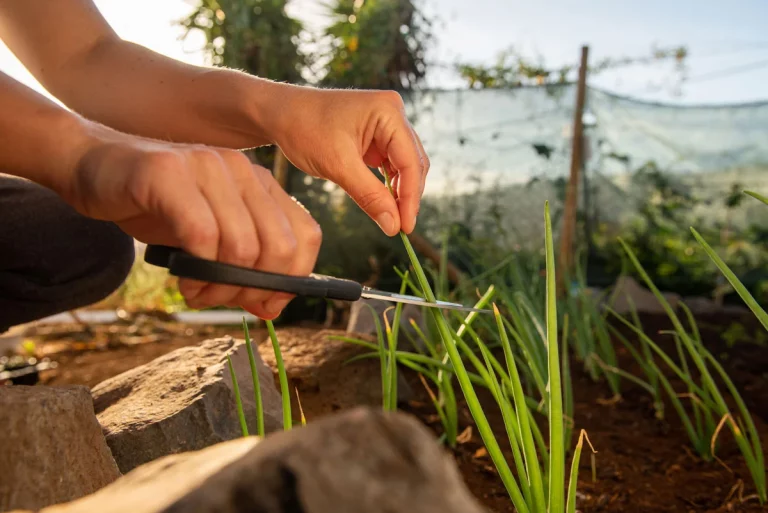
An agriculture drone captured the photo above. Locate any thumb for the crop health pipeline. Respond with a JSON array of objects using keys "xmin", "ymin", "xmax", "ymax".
[{"xmin": 331, "ymin": 160, "xmax": 401, "ymax": 237}]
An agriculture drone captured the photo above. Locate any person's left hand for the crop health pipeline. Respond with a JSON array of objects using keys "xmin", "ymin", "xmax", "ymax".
[{"xmin": 264, "ymin": 87, "xmax": 430, "ymax": 236}]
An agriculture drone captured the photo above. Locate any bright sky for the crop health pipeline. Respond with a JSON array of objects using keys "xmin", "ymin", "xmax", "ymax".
[{"xmin": 2, "ymin": 0, "xmax": 767, "ymax": 105}]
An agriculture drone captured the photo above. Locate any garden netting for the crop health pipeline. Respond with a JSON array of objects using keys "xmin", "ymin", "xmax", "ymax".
[{"xmin": 400, "ymin": 85, "xmax": 768, "ymax": 248}]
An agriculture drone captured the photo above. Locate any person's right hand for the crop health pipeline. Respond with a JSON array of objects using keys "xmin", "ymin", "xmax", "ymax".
[{"xmin": 63, "ymin": 129, "xmax": 322, "ymax": 319}]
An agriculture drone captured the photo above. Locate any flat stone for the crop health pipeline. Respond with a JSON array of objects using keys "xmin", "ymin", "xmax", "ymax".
[
  {"xmin": 681, "ymin": 296, "xmax": 720, "ymax": 315},
  {"xmin": 36, "ymin": 407, "xmax": 486, "ymax": 513},
  {"xmin": 0, "ymin": 385, "xmax": 120, "ymax": 511},
  {"xmin": 91, "ymin": 336, "xmax": 283, "ymax": 473},
  {"xmin": 346, "ymin": 298, "xmax": 428, "ymax": 351},
  {"xmin": 257, "ymin": 328, "xmax": 413, "ymax": 415},
  {"xmin": 607, "ymin": 276, "xmax": 681, "ymax": 314}
]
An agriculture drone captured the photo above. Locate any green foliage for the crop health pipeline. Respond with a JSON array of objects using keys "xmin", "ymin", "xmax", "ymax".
[
  {"xmin": 321, "ymin": 0, "xmax": 433, "ymax": 90},
  {"xmin": 376, "ymin": 198, "xmax": 589, "ymax": 512},
  {"xmin": 615, "ymin": 238, "xmax": 766, "ymax": 503},
  {"xmin": 592, "ymin": 163, "xmax": 768, "ymax": 301},
  {"xmin": 180, "ymin": 0, "xmax": 305, "ymax": 82},
  {"xmin": 457, "ymin": 45, "xmax": 687, "ymax": 90}
]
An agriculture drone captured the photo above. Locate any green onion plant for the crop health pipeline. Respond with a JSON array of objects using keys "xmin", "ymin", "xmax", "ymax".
[
  {"xmin": 242, "ymin": 318, "xmax": 265, "ymax": 435},
  {"xmin": 386, "ymin": 195, "xmax": 593, "ymax": 512},
  {"xmin": 266, "ymin": 319, "xmax": 292, "ymax": 430},
  {"xmin": 615, "ymin": 238, "xmax": 765, "ymax": 503},
  {"xmin": 228, "ymin": 318, "xmax": 293, "ymax": 438}
]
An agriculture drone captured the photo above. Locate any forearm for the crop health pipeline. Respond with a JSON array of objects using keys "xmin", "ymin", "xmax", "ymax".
[
  {"xmin": 43, "ymin": 38, "xmax": 290, "ymax": 150},
  {"xmin": 0, "ymin": 0, "xmax": 298, "ymax": 151},
  {"xmin": 0, "ymin": 71, "xmax": 95, "ymax": 195}
]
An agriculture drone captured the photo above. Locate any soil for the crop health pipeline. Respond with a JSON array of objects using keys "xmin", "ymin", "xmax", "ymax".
[{"xmin": 17, "ymin": 310, "xmax": 768, "ymax": 513}]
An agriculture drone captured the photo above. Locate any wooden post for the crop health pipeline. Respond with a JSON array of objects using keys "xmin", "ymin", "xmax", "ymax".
[
  {"xmin": 273, "ymin": 148, "xmax": 290, "ymax": 192},
  {"xmin": 408, "ymin": 232, "xmax": 464, "ymax": 285},
  {"xmin": 557, "ymin": 45, "xmax": 589, "ymax": 298}
]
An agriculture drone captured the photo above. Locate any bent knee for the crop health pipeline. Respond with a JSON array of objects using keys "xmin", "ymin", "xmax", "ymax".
[{"xmin": 80, "ymin": 223, "xmax": 136, "ymax": 303}]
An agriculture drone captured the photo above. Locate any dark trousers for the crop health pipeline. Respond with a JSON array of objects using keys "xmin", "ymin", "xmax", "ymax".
[{"xmin": 0, "ymin": 174, "xmax": 135, "ymax": 333}]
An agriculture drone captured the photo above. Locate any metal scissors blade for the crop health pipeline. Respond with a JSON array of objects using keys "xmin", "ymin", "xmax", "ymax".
[{"xmin": 361, "ymin": 288, "xmax": 492, "ymax": 314}]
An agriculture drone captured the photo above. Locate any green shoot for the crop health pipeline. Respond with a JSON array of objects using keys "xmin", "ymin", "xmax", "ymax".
[
  {"xmin": 383, "ymin": 169, "xmax": 529, "ymax": 512},
  {"xmin": 226, "ymin": 353, "xmax": 249, "ymax": 437},
  {"xmin": 242, "ymin": 318, "xmax": 265, "ymax": 436},
  {"xmin": 266, "ymin": 319, "xmax": 292, "ymax": 431},
  {"xmin": 544, "ymin": 201, "xmax": 565, "ymax": 513},
  {"xmin": 566, "ymin": 430, "xmax": 596, "ymax": 513},
  {"xmin": 386, "ymin": 273, "xmax": 410, "ymax": 411},
  {"xmin": 744, "ymin": 189, "xmax": 768, "ymax": 206},
  {"xmin": 619, "ymin": 238, "xmax": 765, "ymax": 502},
  {"xmin": 494, "ymin": 303, "xmax": 546, "ymax": 511},
  {"xmin": 561, "ymin": 314, "xmax": 574, "ymax": 447},
  {"xmin": 691, "ymin": 227, "xmax": 768, "ymax": 332}
]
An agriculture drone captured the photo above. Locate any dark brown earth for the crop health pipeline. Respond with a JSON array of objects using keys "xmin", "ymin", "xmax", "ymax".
[{"xmin": 25, "ymin": 310, "xmax": 768, "ymax": 512}]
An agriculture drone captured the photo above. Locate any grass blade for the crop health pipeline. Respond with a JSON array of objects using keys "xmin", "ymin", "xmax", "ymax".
[
  {"xmin": 495, "ymin": 304, "xmax": 546, "ymax": 512},
  {"xmin": 478, "ymin": 339, "xmax": 534, "ymax": 507},
  {"xmin": 619, "ymin": 238, "xmax": 765, "ymax": 501},
  {"xmin": 691, "ymin": 228, "xmax": 768, "ymax": 332},
  {"xmin": 242, "ymin": 318, "xmax": 264, "ymax": 436},
  {"xmin": 388, "ymin": 273, "xmax": 410, "ymax": 411},
  {"xmin": 744, "ymin": 189, "xmax": 768, "ymax": 206},
  {"xmin": 566, "ymin": 430, "xmax": 596, "ymax": 513},
  {"xmin": 226, "ymin": 354, "xmax": 249, "ymax": 437},
  {"xmin": 562, "ymin": 313, "xmax": 574, "ymax": 448},
  {"xmin": 386, "ymin": 170, "xmax": 530, "ymax": 513},
  {"xmin": 545, "ymin": 201, "xmax": 565, "ymax": 512},
  {"xmin": 266, "ymin": 320, "xmax": 292, "ymax": 431}
]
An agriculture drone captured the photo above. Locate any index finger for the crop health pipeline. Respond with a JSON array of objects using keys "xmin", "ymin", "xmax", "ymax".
[{"xmin": 375, "ymin": 119, "xmax": 425, "ymax": 234}]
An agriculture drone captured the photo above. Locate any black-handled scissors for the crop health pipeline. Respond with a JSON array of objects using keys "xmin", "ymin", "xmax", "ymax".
[{"xmin": 144, "ymin": 245, "xmax": 490, "ymax": 314}]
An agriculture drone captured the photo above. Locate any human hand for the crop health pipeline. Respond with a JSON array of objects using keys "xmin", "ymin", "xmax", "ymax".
[
  {"xmin": 264, "ymin": 87, "xmax": 430, "ymax": 236},
  {"xmin": 64, "ymin": 128, "xmax": 321, "ymax": 319}
]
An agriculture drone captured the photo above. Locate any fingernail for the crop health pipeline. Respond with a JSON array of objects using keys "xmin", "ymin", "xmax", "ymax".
[{"xmin": 376, "ymin": 212, "xmax": 395, "ymax": 235}]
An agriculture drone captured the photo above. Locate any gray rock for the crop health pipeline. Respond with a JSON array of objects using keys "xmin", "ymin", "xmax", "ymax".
[
  {"xmin": 721, "ymin": 304, "xmax": 750, "ymax": 315},
  {"xmin": 681, "ymin": 296, "xmax": 720, "ymax": 315},
  {"xmin": 346, "ymin": 298, "xmax": 428, "ymax": 351},
  {"xmin": 606, "ymin": 276, "xmax": 681, "ymax": 314},
  {"xmin": 36, "ymin": 407, "xmax": 487, "ymax": 513},
  {"xmin": 0, "ymin": 385, "xmax": 120, "ymax": 511},
  {"xmin": 91, "ymin": 336, "xmax": 283, "ymax": 474}
]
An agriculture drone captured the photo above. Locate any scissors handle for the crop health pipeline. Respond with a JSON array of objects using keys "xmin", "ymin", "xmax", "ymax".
[{"xmin": 144, "ymin": 245, "xmax": 363, "ymax": 302}]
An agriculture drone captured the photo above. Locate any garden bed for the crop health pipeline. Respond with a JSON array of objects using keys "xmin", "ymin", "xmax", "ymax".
[{"xmin": 32, "ymin": 309, "xmax": 768, "ymax": 513}]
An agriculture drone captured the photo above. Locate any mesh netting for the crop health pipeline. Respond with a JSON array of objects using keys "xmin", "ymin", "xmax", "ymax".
[{"xmin": 404, "ymin": 86, "xmax": 768, "ymax": 247}]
